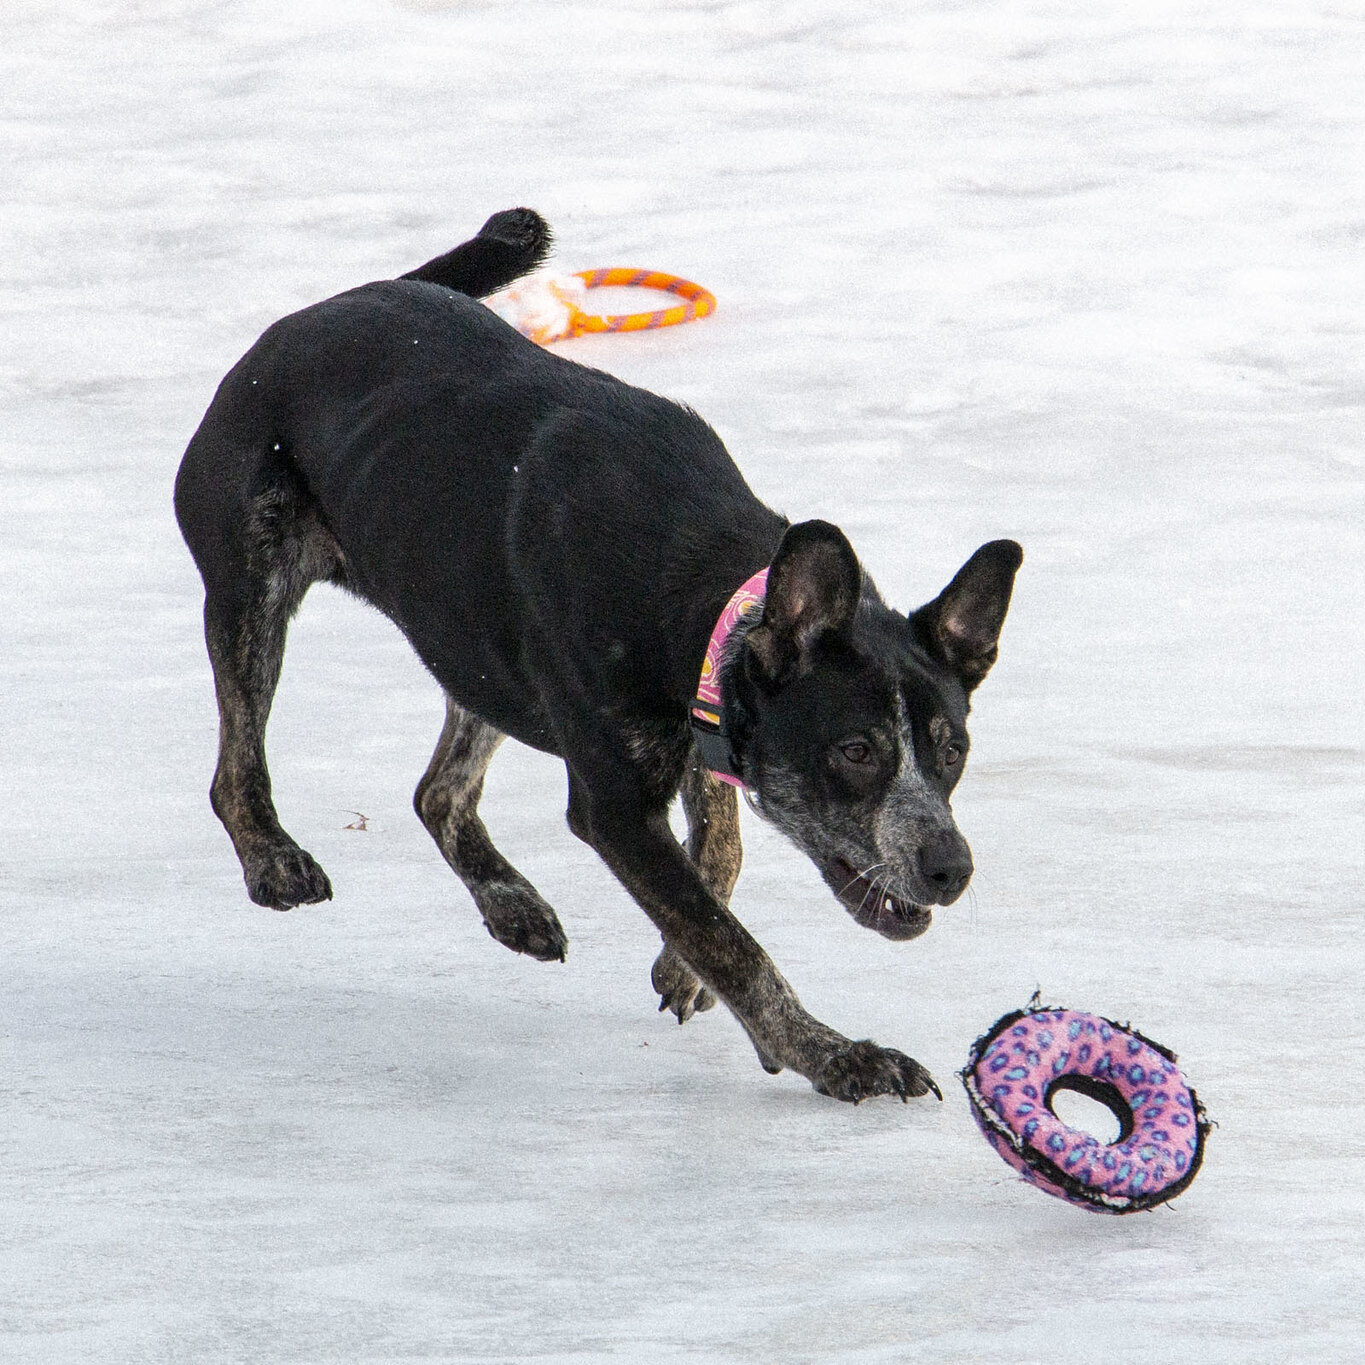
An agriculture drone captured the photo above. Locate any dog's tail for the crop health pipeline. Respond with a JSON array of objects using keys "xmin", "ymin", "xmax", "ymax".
[{"xmin": 400, "ymin": 207, "xmax": 553, "ymax": 298}]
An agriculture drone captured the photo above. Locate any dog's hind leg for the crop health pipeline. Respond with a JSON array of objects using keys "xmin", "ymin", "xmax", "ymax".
[
  {"xmin": 652, "ymin": 757, "xmax": 743, "ymax": 1023},
  {"xmin": 179, "ymin": 440, "xmax": 340, "ymax": 911},
  {"xmin": 415, "ymin": 698, "xmax": 568, "ymax": 963}
]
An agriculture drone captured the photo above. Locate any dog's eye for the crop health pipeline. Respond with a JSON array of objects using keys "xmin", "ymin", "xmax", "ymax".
[
  {"xmin": 943, "ymin": 742, "xmax": 964, "ymax": 767},
  {"xmin": 839, "ymin": 740, "xmax": 873, "ymax": 765}
]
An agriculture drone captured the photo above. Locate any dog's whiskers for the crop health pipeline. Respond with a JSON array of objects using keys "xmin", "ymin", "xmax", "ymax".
[
  {"xmin": 964, "ymin": 878, "xmax": 982, "ymax": 930},
  {"xmin": 859, "ymin": 868, "xmax": 894, "ymax": 918},
  {"xmin": 838, "ymin": 860, "xmax": 886, "ymax": 907},
  {"xmin": 869, "ymin": 874, "xmax": 892, "ymax": 917}
]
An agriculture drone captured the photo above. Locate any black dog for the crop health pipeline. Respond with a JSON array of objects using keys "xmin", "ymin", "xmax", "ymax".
[{"xmin": 174, "ymin": 208, "xmax": 1021, "ymax": 1104}]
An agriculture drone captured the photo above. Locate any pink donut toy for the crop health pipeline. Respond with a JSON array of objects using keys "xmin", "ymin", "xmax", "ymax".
[{"xmin": 962, "ymin": 1002, "xmax": 1210, "ymax": 1214}]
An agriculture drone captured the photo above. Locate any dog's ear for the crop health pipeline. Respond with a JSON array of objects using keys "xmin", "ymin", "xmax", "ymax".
[
  {"xmin": 911, "ymin": 539, "xmax": 1022, "ymax": 691},
  {"xmin": 745, "ymin": 520, "xmax": 862, "ymax": 684}
]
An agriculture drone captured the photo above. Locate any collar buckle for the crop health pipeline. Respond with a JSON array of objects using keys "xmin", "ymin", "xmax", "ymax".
[{"xmin": 689, "ymin": 701, "xmax": 744, "ymax": 788}]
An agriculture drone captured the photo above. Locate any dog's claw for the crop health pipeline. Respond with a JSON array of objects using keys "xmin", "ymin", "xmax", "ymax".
[
  {"xmin": 813, "ymin": 1040, "xmax": 939, "ymax": 1106},
  {"xmin": 651, "ymin": 945, "xmax": 716, "ymax": 1025}
]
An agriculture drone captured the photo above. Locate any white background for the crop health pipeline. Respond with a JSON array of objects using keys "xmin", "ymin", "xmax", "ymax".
[{"xmin": 3, "ymin": 1, "xmax": 1362, "ymax": 1360}]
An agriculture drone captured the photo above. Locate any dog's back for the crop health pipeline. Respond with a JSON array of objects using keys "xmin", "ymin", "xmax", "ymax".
[{"xmin": 175, "ymin": 209, "xmax": 781, "ymax": 750}]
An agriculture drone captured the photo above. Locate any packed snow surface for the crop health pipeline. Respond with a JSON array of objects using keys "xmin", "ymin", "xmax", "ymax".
[{"xmin": 3, "ymin": 1, "xmax": 1362, "ymax": 1360}]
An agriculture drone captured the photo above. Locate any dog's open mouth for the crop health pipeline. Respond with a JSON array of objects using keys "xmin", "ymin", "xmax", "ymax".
[{"xmin": 825, "ymin": 858, "xmax": 933, "ymax": 941}]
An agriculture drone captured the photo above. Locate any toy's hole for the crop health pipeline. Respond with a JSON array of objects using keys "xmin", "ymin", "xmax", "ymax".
[{"xmin": 1045, "ymin": 1075, "xmax": 1134, "ymax": 1145}]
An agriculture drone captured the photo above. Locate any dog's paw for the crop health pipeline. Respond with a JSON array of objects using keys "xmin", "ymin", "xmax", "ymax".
[
  {"xmin": 475, "ymin": 881, "xmax": 568, "ymax": 963},
  {"xmin": 650, "ymin": 945, "xmax": 716, "ymax": 1024},
  {"xmin": 244, "ymin": 844, "xmax": 333, "ymax": 911},
  {"xmin": 813, "ymin": 1040, "xmax": 941, "ymax": 1105}
]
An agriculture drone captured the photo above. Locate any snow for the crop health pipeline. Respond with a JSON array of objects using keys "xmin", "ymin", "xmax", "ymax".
[{"xmin": 2, "ymin": 0, "xmax": 1362, "ymax": 1359}]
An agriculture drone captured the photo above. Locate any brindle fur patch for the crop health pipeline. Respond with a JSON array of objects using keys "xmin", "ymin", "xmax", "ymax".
[
  {"xmin": 204, "ymin": 466, "xmax": 340, "ymax": 910},
  {"xmin": 415, "ymin": 697, "xmax": 568, "ymax": 962},
  {"xmin": 651, "ymin": 755, "xmax": 743, "ymax": 1022}
]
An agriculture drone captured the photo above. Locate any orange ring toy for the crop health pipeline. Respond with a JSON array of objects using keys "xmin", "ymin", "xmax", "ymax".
[{"xmin": 566, "ymin": 268, "xmax": 715, "ymax": 336}]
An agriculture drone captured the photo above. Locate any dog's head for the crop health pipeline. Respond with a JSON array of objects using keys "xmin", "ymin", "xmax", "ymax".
[{"xmin": 730, "ymin": 521, "xmax": 1021, "ymax": 941}]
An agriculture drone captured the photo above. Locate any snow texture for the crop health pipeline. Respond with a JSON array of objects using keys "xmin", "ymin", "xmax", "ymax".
[{"xmin": 2, "ymin": 0, "xmax": 1363, "ymax": 1360}]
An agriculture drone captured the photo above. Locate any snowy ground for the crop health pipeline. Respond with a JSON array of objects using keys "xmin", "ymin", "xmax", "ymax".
[{"xmin": 3, "ymin": 0, "xmax": 1363, "ymax": 1360}]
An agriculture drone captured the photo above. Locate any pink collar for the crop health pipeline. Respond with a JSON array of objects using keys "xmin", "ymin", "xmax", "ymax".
[{"xmin": 689, "ymin": 567, "xmax": 769, "ymax": 787}]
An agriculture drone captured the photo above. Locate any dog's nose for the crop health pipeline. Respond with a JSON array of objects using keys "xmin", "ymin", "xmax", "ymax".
[{"xmin": 918, "ymin": 832, "xmax": 973, "ymax": 904}]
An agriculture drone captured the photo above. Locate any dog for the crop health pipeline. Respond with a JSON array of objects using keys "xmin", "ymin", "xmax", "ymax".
[{"xmin": 174, "ymin": 208, "xmax": 1021, "ymax": 1104}]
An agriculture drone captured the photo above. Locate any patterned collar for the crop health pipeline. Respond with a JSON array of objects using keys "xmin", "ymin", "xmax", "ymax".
[{"xmin": 688, "ymin": 567, "xmax": 769, "ymax": 787}]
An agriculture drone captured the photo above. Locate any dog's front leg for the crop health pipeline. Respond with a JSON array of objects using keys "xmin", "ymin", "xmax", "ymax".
[
  {"xmin": 567, "ymin": 770, "xmax": 939, "ymax": 1103},
  {"xmin": 651, "ymin": 758, "xmax": 742, "ymax": 1022}
]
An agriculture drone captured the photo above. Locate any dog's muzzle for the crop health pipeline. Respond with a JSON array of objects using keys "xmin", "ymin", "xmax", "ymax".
[{"xmin": 824, "ymin": 858, "xmax": 935, "ymax": 941}]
